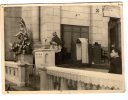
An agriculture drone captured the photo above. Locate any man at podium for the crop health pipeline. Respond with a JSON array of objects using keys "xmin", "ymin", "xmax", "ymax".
[{"xmin": 50, "ymin": 32, "xmax": 62, "ymax": 64}]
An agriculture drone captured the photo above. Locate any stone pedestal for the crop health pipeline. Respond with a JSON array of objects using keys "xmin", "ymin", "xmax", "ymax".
[
  {"xmin": 17, "ymin": 65, "xmax": 26, "ymax": 87},
  {"xmin": 17, "ymin": 54, "xmax": 33, "ymax": 86},
  {"xmin": 34, "ymin": 48, "xmax": 55, "ymax": 90},
  {"xmin": 34, "ymin": 49, "xmax": 55, "ymax": 69},
  {"xmin": 17, "ymin": 54, "xmax": 33, "ymax": 64},
  {"xmin": 31, "ymin": 7, "xmax": 42, "ymax": 49},
  {"xmin": 39, "ymin": 68, "xmax": 48, "ymax": 90}
]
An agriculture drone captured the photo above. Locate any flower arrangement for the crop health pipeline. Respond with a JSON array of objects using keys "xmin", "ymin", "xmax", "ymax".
[
  {"xmin": 9, "ymin": 18, "xmax": 32, "ymax": 55},
  {"xmin": 9, "ymin": 42, "xmax": 20, "ymax": 54}
]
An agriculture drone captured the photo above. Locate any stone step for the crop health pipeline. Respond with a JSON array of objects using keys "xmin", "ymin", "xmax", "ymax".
[
  {"xmin": 91, "ymin": 64, "xmax": 110, "ymax": 69},
  {"xmin": 10, "ymin": 86, "xmax": 36, "ymax": 91},
  {"xmin": 5, "ymin": 80, "xmax": 37, "ymax": 91}
]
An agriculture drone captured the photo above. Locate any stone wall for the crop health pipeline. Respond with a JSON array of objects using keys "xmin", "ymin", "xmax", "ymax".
[
  {"xmin": 60, "ymin": 6, "xmax": 113, "ymax": 48},
  {"xmin": 21, "ymin": 6, "xmax": 61, "ymax": 47},
  {"xmin": 21, "ymin": 6, "xmax": 111, "ymax": 48},
  {"xmin": 4, "ymin": 5, "xmax": 121, "ymax": 60},
  {"xmin": 4, "ymin": 7, "xmax": 22, "ymax": 60},
  {"xmin": 61, "ymin": 6, "xmax": 90, "ymax": 26},
  {"xmin": 21, "ymin": 6, "xmax": 41, "ymax": 49},
  {"xmin": 40, "ymin": 6, "xmax": 61, "ymax": 46},
  {"xmin": 90, "ymin": 6, "xmax": 109, "ymax": 47}
]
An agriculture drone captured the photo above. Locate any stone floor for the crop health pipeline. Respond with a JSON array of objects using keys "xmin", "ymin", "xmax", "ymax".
[
  {"xmin": 80, "ymin": 68, "xmax": 109, "ymax": 73},
  {"xmin": 58, "ymin": 63, "xmax": 109, "ymax": 73},
  {"xmin": 5, "ymin": 80, "xmax": 36, "ymax": 91}
]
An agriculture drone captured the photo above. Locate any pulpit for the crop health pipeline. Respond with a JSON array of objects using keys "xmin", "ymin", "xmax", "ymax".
[
  {"xmin": 34, "ymin": 49, "xmax": 55, "ymax": 68},
  {"xmin": 34, "ymin": 48, "xmax": 55, "ymax": 90}
]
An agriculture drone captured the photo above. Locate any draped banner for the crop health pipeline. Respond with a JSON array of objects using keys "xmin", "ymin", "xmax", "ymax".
[{"xmin": 76, "ymin": 38, "xmax": 88, "ymax": 63}]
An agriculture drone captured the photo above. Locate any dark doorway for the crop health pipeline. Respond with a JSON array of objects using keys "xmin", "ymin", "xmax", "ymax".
[
  {"xmin": 108, "ymin": 18, "xmax": 121, "ymax": 54},
  {"xmin": 61, "ymin": 24, "xmax": 89, "ymax": 64}
]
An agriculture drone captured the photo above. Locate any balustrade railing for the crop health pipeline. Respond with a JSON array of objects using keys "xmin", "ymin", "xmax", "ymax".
[
  {"xmin": 5, "ymin": 61, "xmax": 33, "ymax": 87},
  {"xmin": 5, "ymin": 61, "xmax": 20, "ymax": 86},
  {"xmin": 46, "ymin": 67, "xmax": 123, "ymax": 90},
  {"xmin": 5, "ymin": 61, "xmax": 124, "ymax": 91}
]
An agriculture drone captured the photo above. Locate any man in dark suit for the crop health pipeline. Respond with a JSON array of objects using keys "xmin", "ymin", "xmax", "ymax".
[
  {"xmin": 50, "ymin": 32, "xmax": 62, "ymax": 46},
  {"xmin": 50, "ymin": 32, "xmax": 62, "ymax": 65}
]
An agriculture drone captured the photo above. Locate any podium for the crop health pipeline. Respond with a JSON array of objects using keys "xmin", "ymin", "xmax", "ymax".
[
  {"xmin": 34, "ymin": 48, "xmax": 55, "ymax": 90},
  {"xmin": 34, "ymin": 49, "xmax": 55, "ymax": 69}
]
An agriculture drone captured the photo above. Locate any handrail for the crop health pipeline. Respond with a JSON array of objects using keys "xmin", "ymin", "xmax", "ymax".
[
  {"xmin": 5, "ymin": 61, "xmax": 34, "ymax": 87},
  {"xmin": 47, "ymin": 66, "xmax": 123, "ymax": 89},
  {"xmin": 5, "ymin": 61, "xmax": 34, "ymax": 67},
  {"xmin": 5, "ymin": 61, "xmax": 19, "ymax": 68}
]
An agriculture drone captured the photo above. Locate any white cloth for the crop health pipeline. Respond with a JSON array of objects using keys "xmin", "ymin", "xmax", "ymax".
[
  {"xmin": 50, "ymin": 44, "xmax": 62, "ymax": 53},
  {"xmin": 76, "ymin": 44, "xmax": 81, "ymax": 60},
  {"xmin": 76, "ymin": 38, "xmax": 88, "ymax": 63}
]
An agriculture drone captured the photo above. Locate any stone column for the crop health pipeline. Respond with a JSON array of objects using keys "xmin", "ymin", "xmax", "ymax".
[
  {"xmin": 40, "ymin": 6, "xmax": 61, "ymax": 47},
  {"xmin": 103, "ymin": 17, "xmax": 110, "ymax": 48},
  {"xmin": 21, "ymin": 7, "xmax": 32, "ymax": 29},
  {"xmin": 90, "ymin": 5, "xmax": 108, "ymax": 46},
  {"xmin": 22, "ymin": 6, "xmax": 41, "ymax": 49},
  {"xmin": 17, "ymin": 65, "xmax": 26, "ymax": 87},
  {"xmin": 89, "ymin": 6, "xmax": 93, "ymax": 44},
  {"xmin": 117, "ymin": 19, "xmax": 121, "ymax": 51},
  {"xmin": 39, "ymin": 68, "xmax": 48, "ymax": 90},
  {"xmin": 31, "ymin": 6, "xmax": 42, "ymax": 49}
]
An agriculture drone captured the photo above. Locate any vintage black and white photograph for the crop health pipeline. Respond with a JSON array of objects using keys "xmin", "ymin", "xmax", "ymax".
[{"xmin": 1, "ymin": 2, "xmax": 125, "ymax": 93}]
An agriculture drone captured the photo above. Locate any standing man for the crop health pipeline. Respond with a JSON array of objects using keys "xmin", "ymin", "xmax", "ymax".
[{"xmin": 50, "ymin": 32, "xmax": 62, "ymax": 65}]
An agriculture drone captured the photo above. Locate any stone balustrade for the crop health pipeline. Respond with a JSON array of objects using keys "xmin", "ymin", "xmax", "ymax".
[
  {"xmin": 46, "ymin": 67, "xmax": 123, "ymax": 90},
  {"xmin": 5, "ymin": 61, "xmax": 123, "ymax": 91},
  {"xmin": 5, "ymin": 61, "xmax": 33, "ymax": 87}
]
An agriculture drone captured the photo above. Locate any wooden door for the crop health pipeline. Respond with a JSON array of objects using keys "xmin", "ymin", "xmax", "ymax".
[{"xmin": 61, "ymin": 25, "xmax": 89, "ymax": 63}]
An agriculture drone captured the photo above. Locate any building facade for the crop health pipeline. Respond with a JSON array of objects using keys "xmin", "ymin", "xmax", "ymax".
[
  {"xmin": 4, "ymin": 4, "xmax": 122, "ymax": 61},
  {"xmin": 4, "ymin": 3, "xmax": 124, "ymax": 91}
]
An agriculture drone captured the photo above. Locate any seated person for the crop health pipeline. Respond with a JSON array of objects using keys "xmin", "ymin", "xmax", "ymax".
[{"xmin": 109, "ymin": 49, "xmax": 122, "ymax": 74}]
